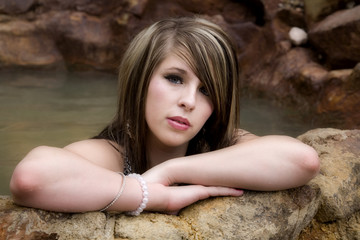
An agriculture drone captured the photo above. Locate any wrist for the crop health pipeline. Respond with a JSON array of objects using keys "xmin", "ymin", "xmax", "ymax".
[
  {"xmin": 164, "ymin": 157, "xmax": 185, "ymax": 185},
  {"xmin": 145, "ymin": 182, "xmax": 168, "ymax": 211},
  {"xmin": 150, "ymin": 159, "xmax": 180, "ymax": 186},
  {"xmin": 126, "ymin": 174, "xmax": 148, "ymax": 216}
]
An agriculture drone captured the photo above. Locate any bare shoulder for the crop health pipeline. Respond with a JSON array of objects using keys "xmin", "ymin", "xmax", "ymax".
[
  {"xmin": 64, "ymin": 139, "xmax": 124, "ymax": 172},
  {"xmin": 233, "ymin": 129, "xmax": 259, "ymax": 144}
]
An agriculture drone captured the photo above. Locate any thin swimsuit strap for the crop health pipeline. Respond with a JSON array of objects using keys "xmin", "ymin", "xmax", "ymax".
[{"xmin": 107, "ymin": 140, "xmax": 132, "ymax": 175}]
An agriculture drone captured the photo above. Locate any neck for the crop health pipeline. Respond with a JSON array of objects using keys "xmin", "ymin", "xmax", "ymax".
[{"xmin": 146, "ymin": 137, "xmax": 188, "ymax": 169}]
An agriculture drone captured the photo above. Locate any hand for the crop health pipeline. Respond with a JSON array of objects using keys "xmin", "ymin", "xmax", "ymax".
[
  {"xmin": 165, "ymin": 185, "xmax": 243, "ymax": 212},
  {"xmin": 145, "ymin": 181, "xmax": 243, "ymax": 214},
  {"xmin": 142, "ymin": 160, "xmax": 243, "ymax": 214},
  {"xmin": 142, "ymin": 161, "xmax": 175, "ymax": 186}
]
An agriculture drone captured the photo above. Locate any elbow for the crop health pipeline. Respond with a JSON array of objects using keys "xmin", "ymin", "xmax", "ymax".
[
  {"xmin": 10, "ymin": 146, "xmax": 49, "ymax": 205},
  {"xmin": 10, "ymin": 169, "xmax": 39, "ymax": 205},
  {"xmin": 299, "ymin": 144, "xmax": 320, "ymax": 181}
]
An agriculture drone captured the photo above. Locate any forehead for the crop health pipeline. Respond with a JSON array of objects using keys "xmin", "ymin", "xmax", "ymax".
[{"xmin": 155, "ymin": 53, "xmax": 195, "ymax": 75}]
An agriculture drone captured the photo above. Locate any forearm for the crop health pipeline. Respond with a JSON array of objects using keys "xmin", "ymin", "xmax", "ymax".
[
  {"xmin": 11, "ymin": 146, "xmax": 243, "ymax": 213},
  {"xmin": 10, "ymin": 146, "xmax": 146, "ymax": 212},
  {"xmin": 165, "ymin": 136, "xmax": 319, "ymax": 191}
]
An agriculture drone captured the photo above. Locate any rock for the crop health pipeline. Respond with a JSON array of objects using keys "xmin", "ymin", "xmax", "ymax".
[
  {"xmin": 222, "ymin": 1, "xmax": 263, "ymax": 24},
  {"xmin": 0, "ymin": 185, "xmax": 321, "ymax": 239},
  {"xmin": 289, "ymin": 27, "xmax": 308, "ymax": 45},
  {"xmin": 126, "ymin": 0, "xmax": 149, "ymax": 16},
  {"xmin": 2, "ymin": 128, "xmax": 360, "ymax": 239},
  {"xmin": 308, "ymin": 5, "xmax": 360, "ymax": 69},
  {"xmin": 298, "ymin": 128, "xmax": 360, "ymax": 222},
  {"xmin": 316, "ymin": 63, "xmax": 360, "ymax": 128},
  {"xmin": 36, "ymin": 11, "xmax": 120, "ymax": 71},
  {"xmin": 115, "ymin": 213, "xmax": 192, "ymax": 239},
  {"xmin": 0, "ymin": 0, "xmax": 35, "ymax": 14},
  {"xmin": 279, "ymin": 0, "xmax": 305, "ymax": 13},
  {"xmin": 235, "ymin": 21, "xmax": 278, "ymax": 88},
  {"xmin": 241, "ymin": 11, "xmax": 360, "ymax": 128},
  {"xmin": 0, "ymin": 0, "xmax": 359, "ymax": 129},
  {"xmin": 272, "ymin": 8, "xmax": 307, "ymax": 42},
  {"xmin": 303, "ymin": 0, "xmax": 356, "ymax": 23},
  {"xmin": 298, "ymin": 212, "xmax": 360, "ymax": 240},
  {"xmin": 0, "ymin": 0, "xmax": 269, "ymax": 72},
  {"xmin": 180, "ymin": 186, "xmax": 320, "ymax": 240},
  {"xmin": 37, "ymin": 0, "xmax": 125, "ymax": 16},
  {"xmin": 0, "ymin": 196, "xmax": 114, "ymax": 240},
  {"xmin": 297, "ymin": 128, "xmax": 360, "ymax": 239},
  {"xmin": 243, "ymin": 46, "xmax": 328, "ymax": 106},
  {"xmin": 0, "ymin": 20, "xmax": 64, "ymax": 70},
  {"xmin": 262, "ymin": 0, "xmax": 283, "ymax": 18}
]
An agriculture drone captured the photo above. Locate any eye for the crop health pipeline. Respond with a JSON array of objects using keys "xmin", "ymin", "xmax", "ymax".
[
  {"xmin": 199, "ymin": 86, "xmax": 210, "ymax": 96},
  {"xmin": 165, "ymin": 74, "xmax": 183, "ymax": 84}
]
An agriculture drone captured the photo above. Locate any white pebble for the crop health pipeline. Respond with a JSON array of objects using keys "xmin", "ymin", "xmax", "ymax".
[{"xmin": 289, "ymin": 27, "xmax": 308, "ymax": 46}]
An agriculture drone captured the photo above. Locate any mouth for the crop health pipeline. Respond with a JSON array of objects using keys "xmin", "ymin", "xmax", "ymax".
[
  {"xmin": 168, "ymin": 116, "xmax": 190, "ymax": 125},
  {"xmin": 167, "ymin": 116, "xmax": 191, "ymax": 130}
]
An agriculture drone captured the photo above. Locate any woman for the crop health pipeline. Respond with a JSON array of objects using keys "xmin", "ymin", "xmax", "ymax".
[{"xmin": 10, "ymin": 17, "xmax": 320, "ymax": 214}]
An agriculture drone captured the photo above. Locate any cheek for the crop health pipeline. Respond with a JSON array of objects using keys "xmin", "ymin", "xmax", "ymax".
[
  {"xmin": 145, "ymin": 78, "xmax": 168, "ymax": 120},
  {"xmin": 199, "ymin": 99, "xmax": 214, "ymax": 124},
  {"xmin": 147, "ymin": 78, "xmax": 168, "ymax": 103}
]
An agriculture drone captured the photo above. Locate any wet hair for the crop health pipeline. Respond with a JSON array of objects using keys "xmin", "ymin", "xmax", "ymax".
[{"xmin": 96, "ymin": 16, "xmax": 240, "ymax": 173}]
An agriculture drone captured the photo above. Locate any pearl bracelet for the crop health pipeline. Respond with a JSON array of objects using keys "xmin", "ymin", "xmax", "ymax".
[
  {"xmin": 126, "ymin": 173, "xmax": 149, "ymax": 216},
  {"xmin": 100, "ymin": 172, "xmax": 126, "ymax": 212}
]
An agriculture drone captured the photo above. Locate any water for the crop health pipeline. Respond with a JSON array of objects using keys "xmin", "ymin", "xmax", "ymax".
[
  {"xmin": 0, "ymin": 71, "xmax": 118, "ymax": 195},
  {"xmin": 0, "ymin": 70, "xmax": 323, "ymax": 195}
]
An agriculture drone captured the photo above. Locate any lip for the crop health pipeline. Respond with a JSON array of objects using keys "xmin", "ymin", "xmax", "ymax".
[{"xmin": 167, "ymin": 116, "xmax": 191, "ymax": 131}]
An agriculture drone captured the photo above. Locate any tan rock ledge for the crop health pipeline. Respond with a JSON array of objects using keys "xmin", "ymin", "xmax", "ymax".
[
  {"xmin": 0, "ymin": 185, "xmax": 320, "ymax": 240},
  {"xmin": 1, "ymin": 128, "xmax": 360, "ymax": 240}
]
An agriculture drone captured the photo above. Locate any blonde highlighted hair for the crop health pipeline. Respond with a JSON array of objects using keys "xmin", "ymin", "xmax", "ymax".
[{"xmin": 97, "ymin": 16, "xmax": 240, "ymax": 173}]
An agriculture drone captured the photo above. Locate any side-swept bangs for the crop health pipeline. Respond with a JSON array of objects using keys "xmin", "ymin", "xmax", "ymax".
[{"xmin": 170, "ymin": 18, "xmax": 240, "ymax": 152}]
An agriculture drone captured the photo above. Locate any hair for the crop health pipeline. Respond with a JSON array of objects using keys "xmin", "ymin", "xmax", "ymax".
[{"xmin": 96, "ymin": 16, "xmax": 240, "ymax": 174}]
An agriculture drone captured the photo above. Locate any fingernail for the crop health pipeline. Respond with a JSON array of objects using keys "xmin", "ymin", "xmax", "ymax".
[{"xmin": 236, "ymin": 189, "xmax": 244, "ymax": 195}]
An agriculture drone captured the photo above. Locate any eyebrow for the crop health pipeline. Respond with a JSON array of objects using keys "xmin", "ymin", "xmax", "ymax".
[{"xmin": 165, "ymin": 67, "xmax": 187, "ymax": 75}]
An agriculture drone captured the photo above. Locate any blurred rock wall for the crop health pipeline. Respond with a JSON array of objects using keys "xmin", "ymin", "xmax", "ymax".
[{"xmin": 0, "ymin": 0, "xmax": 359, "ymax": 127}]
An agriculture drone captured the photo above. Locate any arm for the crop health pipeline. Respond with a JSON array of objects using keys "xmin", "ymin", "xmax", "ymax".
[
  {"xmin": 10, "ymin": 139, "xmax": 242, "ymax": 213},
  {"xmin": 143, "ymin": 134, "xmax": 320, "ymax": 191},
  {"xmin": 10, "ymin": 140, "xmax": 137, "ymax": 212}
]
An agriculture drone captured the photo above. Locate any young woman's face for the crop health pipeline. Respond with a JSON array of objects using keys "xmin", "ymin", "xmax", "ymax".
[{"xmin": 145, "ymin": 53, "xmax": 214, "ymax": 149}]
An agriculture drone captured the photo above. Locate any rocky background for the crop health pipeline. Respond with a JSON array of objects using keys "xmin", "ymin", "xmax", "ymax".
[
  {"xmin": 1, "ymin": 1, "xmax": 360, "ymax": 239},
  {"xmin": 1, "ymin": 128, "xmax": 360, "ymax": 239},
  {"xmin": 0, "ymin": 0, "xmax": 359, "ymax": 129}
]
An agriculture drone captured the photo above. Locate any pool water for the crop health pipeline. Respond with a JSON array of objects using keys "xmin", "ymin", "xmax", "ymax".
[{"xmin": 0, "ymin": 70, "xmax": 325, "ymax": 195}]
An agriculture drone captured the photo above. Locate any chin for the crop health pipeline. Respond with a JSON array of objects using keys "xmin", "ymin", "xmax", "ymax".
[
  {"xmin": 161, "ymin": 137, "xmax": 190, "ymax": 148},
  {"xmin": 164, "ymin": 140, "xmax": 188, "ymax": 148}
]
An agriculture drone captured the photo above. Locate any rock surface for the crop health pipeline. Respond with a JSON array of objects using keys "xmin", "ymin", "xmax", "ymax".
[
  {"xmin": 0, "ymin": 0, "xmax": 35, "ymax": 14},
  {"xmin": 0, "ymin": 187, "xmax": 320, "ymax": 240},
  {"xmin": 115, "ymin": 186, "xmax": 320, "ymax": 240},
  {"xmin": 0, "ymin": 198, "xmax": 114, "ymax": 240},
  {"xmin": 0, "ymin": 19, "xmax": 64, "ymax": 70},
  {"xmin": 303, "ymin": 0, "xmax": 356, "ymax": 23},
  {"xmin": 316, "ymin": 63, "xmax": 360, "ymax": 128},
  {"xmin": 1, "ymin": 128, "xmax": 360, "ymax": 239},
  {"xmin": 297, "ymin": 128, "xmax": 360, "ymax": 240},
  {"xmin": 308, "ymin": 5, "xmax": 360, "ymax": 69},
  {"xmin": 298, "ymin": 128, "xmax": 360, "ymax": 222}
]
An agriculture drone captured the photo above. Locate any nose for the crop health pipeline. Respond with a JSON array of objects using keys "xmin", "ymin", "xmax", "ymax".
[{"xmin": 178, "ymin": 87, "xmax": 196, "ymax": 111}]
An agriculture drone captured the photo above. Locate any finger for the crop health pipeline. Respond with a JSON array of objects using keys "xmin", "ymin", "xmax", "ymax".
[
  {"xmin": 206, "ymin": 186, "xmax": 244, "ymax": 197},
  {"xmin": 180, "ymin": 185, "xmax": 243, "ymax": 198},
  {"xmin": 164, "ymin": 210, "xmax": 180, "ymax": 215},
  {"xmin": 164, "ymin": 185, "xmax": 243, "ymax": 212}
]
